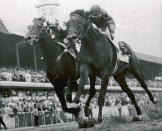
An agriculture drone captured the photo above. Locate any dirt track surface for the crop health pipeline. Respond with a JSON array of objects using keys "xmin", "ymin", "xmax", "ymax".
[
  {"xmin": 9, "ymin": 118, "xmax": 162, "ymax": 131},
  {"xmin": 98, "ymin": 118, "xmax": 162, "ymax": 131}
]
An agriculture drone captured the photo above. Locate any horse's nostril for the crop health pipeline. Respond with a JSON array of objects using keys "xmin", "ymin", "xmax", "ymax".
[
  {"xmin": 72, "ymin": 36, "xmax": 77, "ymax": 39},
  {"xmin": 67, "ymin": 31, "xmax": 78, "ymax": 40},
  {"xmin": 67, "ymin": 35, "xmax": 77, "ymax": 41},
  {"xmin": 67, "ymin": 35, "xmax": 72, "ymax": 40}
]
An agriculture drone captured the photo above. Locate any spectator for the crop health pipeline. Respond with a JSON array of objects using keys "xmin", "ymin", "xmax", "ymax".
[
  {"xmin": 33, "ymin": 104, "xmax": 39, "ymax": 127},
  {"xmin": 0, "ymin": 103, "xmax": 7, "ymax": 130},
  {"xmin": 13, "ymin": 105, "xmax": 19, "ymax": 128}
]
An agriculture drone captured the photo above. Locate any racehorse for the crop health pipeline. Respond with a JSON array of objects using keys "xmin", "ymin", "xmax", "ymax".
[
  {"xmin": 24, "ymin": 18, "xmax": 80, "ymax": 117},
  {"xmin": 66, "ymin": 13, "xmax": 156, "ymax": 123}
]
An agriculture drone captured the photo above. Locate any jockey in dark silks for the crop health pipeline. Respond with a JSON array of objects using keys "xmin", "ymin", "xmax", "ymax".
[{"xmin": 89, "ymin": 5, "xmax": 115, "ymax": 40}]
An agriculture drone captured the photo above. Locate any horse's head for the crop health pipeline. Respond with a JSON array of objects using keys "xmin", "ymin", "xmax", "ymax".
[
  {"xmin": 24, "ymin": 17, "xmax": 48, "ymax": 46},
  {"xmin": 66, "ymin": 14, "xmax": 89, "ymax": 43}
]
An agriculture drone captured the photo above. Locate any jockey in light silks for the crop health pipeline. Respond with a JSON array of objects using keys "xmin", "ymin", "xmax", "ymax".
[{"xmin": 89, "ymin": 5, "xmax": 116, "ymax": 41}]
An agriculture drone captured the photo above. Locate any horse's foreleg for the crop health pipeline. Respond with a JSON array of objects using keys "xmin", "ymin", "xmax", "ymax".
[
  {"xmin": 66, "ymin": 77, "xmax": 73, "ymax": 103},
  {"xmin": 66, "ymin": 77, "xmax": 78, "ymax": 103},
  {"xmin": 84, "ymin": 75, "xmax": 96, "ymax": 117},
  {"xmin": 74, "ymin": 64, "xmax": 89, "ymax": 104},
  {"xmin": 114, "ymin": 74, "xmax": 142, "ymax": 116},
  {"xmin": 98, "ymin": 75, "xmax": 109, "ymax": 123},
  {"xmin": 54, "ymin": 84, "xmax": 80, "ymax": 118},
  {"xmin": 48, "ymin": 75, "xmax": 80, "ymax": 117}
]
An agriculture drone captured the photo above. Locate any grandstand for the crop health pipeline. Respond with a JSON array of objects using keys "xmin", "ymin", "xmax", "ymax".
[
  {"xmin": 135, "ymin": 52, "xmax": 162, "ymax": 79},
  {"xmin": 0, "ymin": 19, "xmax": 9, "ymax": 34}
]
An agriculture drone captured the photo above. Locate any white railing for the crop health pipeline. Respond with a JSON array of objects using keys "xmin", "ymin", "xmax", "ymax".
[{"xmin": 0, "ymin": 81, "xmax": 162, "ymax": 92}]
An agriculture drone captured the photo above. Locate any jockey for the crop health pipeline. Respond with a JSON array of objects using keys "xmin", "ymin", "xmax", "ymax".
[
  {"xmin": 89, "ymin": 5, "xmax": 132, "ymax": 57},
  {"xmin": 89, "ymin": 5, "xmax": 115, "ymax": 40}
]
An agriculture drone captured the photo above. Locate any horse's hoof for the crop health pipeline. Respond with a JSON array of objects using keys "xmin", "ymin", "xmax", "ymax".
[
  {"xmin": 153, "ymin": 97, "xmax": 158, "ymax": 104},
  {"xmin": 97, "ymin": 118, "xmax": 102, "ymax": 124},
  {"xmin": 84, "ymin": 111, "xmax": 89, "ymax": 117},
  {"xmin": 74, "ymin": 108, "xmax": 81, "ymax": 120},
  {"xmin": 56, "ymin": 57, "xmax": 60, "ymax": 62},
  {"xmin": 78, "ymin": 120, "xmax": 95, "ymax": 129},
  {"xmin": 132, "ymin": 115, "xmax": 142, "ymax": 122}
]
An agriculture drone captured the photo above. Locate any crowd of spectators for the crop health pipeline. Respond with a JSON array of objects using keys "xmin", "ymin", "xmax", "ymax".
[
  {"xmin": 0, "ymin": 92, "xmax": 156, "ymax": 116},
  {"xmin": 0, "ymin": 95, "xmax": 61, "ymax": 115},
  {"xmin": 0, "ymin": 67, "xmax": 161, "ymax": 88},
  {"xmin": 0, "ymin": 90, "xmax": 162, "ymax": 129},
  {"xmin": 0, "ymin": 67, "xmax": 48, "ymax": 83},
  {"xmin": 0, "ymin": 94, "xmax": 72, "ymax": 129},
  {"xmin": 96, "ymin": 77, "xmax": 162, "ymax": 88}
]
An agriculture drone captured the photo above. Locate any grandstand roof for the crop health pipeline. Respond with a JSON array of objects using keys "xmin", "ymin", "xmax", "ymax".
[
  {"xmin": 135, "ymin": 52, "xmax": 162, "ymax": 64},
  {"xmin": 0, "ymin": 19, "xmax": 9, "ymax": 34}
]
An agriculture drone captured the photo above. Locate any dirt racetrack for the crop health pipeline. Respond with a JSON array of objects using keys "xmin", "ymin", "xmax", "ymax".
[
  {"xmin": 96, "ymin": 118, "xmax": 162, "ymax": 131},
  {"xmin": 11, "ymin": 118, "xmax": 162, "ymax": 131}
]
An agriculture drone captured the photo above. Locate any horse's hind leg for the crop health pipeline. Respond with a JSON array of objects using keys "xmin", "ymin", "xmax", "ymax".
[
  {"xmin": 114, "ymin": 73, "xmax": 142, "ymax": 116},
  {"xmin": 84, "ymin": 75, "xmax": 96, "ymax": 117},
  {"xmin": 131, "ymin": 69, "xmax": 155, "ymax": 104}
]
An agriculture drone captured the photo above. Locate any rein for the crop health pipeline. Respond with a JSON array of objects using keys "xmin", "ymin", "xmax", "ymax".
[
  {"xmin": 78, "ymin": 21, "xmax": 91, "ymax": 39},
  {"xmin": 70, "ymin": 14, "xmax": 91, "ymax": 39}
]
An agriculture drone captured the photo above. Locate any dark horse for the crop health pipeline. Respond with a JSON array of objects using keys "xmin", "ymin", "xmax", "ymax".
[
  {"xmin": 24, "ymin": 18, "xmax": 80, "ymax": 117},
  {"xmin": 66, "ymin": 13, "xmax": 156, "ymax": 122}
]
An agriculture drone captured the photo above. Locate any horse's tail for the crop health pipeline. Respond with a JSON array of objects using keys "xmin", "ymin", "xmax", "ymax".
[{"xmin": 130, "ymin": 52, "xmax": 147, "ymax": 81}]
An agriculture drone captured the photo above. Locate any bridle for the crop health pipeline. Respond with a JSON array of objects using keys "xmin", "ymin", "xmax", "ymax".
[{"xmin": 78, "ymin": 20, "xmax": 91, "ymax": 39}]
